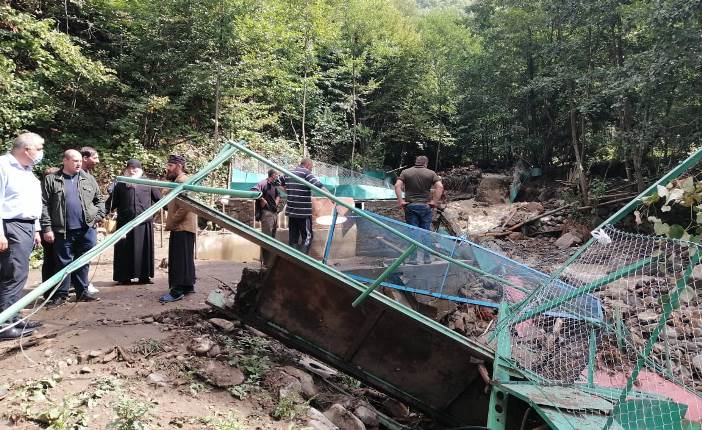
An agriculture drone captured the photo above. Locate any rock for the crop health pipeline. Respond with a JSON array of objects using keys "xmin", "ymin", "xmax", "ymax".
[
  {"xmin": 308, "ymin": 408, "xmax": 339, "ymax": 430},
  {"xmin": 554, "ymin": 232, "xmax": 581, "ymax": 249},
  {"xmin": 692, "ymin": 265, "xmax": 702, "ymax": 281},
  {"xmin": 354, "ymin": 405, "xmax": 379, "ymax": 427},
  {"xmin": 44, "ymin": 349, "xmax": 54, "ymax": 357},
  {"xmin": 382, "ymin": 398, "xmax": 410, "ymax": 419},
  {"xmin": 79, "ymin": 366, "xmax": 93, "ymax": 374},
  {"xmin": 147, "ymin": 372, "xmax": 167, "ymax": 387},
  {"xmin": 281, "ymin": 366, "xmax": 318, "ymax": 399},
  {"xmin": 142, "ymin": 317, "xmax": 155, "ymax": 324},
  {"xmin": 57, "ymin": 360, "xmax": 68, "ymax": 368},
  {"xmin": 206, "ymin": 344, "xmax": 221, "ymax": 358},
  {"xmin": 324, "ymin": 404, "xmax": 365, "ymax": 430},
  {"xmin": 88, "ymin": 350, "xmax": 103, "ymax": 359},
  {"xmin": 102, "ymin": 349, "xmax": 118, "ymax": 363},
  {"xmin": 637, "ymin": 310, "xmax": 659, "ymax": 324},
  {"xmin": 197, "ymin": 361, "xmax": 244, "ymax": 388},
  {"xmin": 78, "ymin": 353, "xmax": 89, "ymax": 364},
  {"xmin": 692, "ymin": 355, "xmax": 702, "ymax": 376},
  {"xmin": 190, "ymin": 337, "xmax": 213, "ymax": 355},
  {"xmin": 209, "ymin": 318, "xmax": 237, "ymax": 333}
]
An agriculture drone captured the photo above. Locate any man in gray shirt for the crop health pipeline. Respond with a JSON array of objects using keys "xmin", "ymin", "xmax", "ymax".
[{"xmin": 395, "ymin": 155, "xmax": 444, "ymax": 264}]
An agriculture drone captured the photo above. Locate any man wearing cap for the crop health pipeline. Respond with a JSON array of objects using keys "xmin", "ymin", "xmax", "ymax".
[
  {"xmin": 395, "ymin": 155, "xmax": 444, "ymax": 264},
  {"xmin": 0, "ymin": 132, "xmax": 45, "ymax": 340},
  {"xmin": 252, "ymin": 169, "xmax": 281, "ymax": 266},
  {"xmin": 106, "ymin": 159, "xmax": 161, "ymax": 285},
  {"xmin": 41, "ymin": 149, "xmax": 105, "ymax": 306},
  {"xmin": 159, "ymin": 155, "xmax": 197, "ymax": 303}
]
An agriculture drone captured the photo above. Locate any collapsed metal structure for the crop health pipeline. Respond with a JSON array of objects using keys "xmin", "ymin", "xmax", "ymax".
[{"xmin": 2, "ymin": 140, "xmax": 702, "ymax": 429}]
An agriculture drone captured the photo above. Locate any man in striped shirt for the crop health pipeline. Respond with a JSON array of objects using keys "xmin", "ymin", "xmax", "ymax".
[{"xmin": 283, "ymin": 158, "xmax": 326, "ymax": 255}]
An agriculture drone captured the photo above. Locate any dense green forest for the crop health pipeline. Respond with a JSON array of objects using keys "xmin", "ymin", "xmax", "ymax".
[{"xmin": 2, "ymin": 0, "xmax": 701, "ymax": 193}]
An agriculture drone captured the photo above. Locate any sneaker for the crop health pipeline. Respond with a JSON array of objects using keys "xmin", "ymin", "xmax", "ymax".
[
  {"xmin": 182, "ymin": 287, "xmax": 195, "ymax": 295},
  {"xmin": 46, "ymin": 297, "xmax": 67, "ymax": 309},
  {"xmin": 159, "ymin": 292, "xmax": 184, "ymax": 303},
  {"xmin": 76, "ymin": 293, "xmax": 101, "ymax": 303},
  {"xmin": 87, "ymin": 283, "xmax": 100, "ymax": 294},
  {"xmin": 18, "ymin": 320, "xmax": 42, "ymax": 330}
]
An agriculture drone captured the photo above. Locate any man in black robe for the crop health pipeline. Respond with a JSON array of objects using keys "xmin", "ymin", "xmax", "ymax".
[{"xmin": 106, "ymin": 159, "xmax": 160, "ymax": 284}]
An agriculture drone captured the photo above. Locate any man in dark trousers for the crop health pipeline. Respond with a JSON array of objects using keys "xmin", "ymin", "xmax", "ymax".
[
  {"xmin": 159, "ymin": 155, "xmax": 197, "ymax": 303},
  {"xmin": 284, "ymin": 158, "xmax": 325, "ymax": 255},
  {"xmin": 0, "ymin": 132, "xmax": 45, "ymax": 340},
  {"xmin": 252, "ymin": 169, "xmax": 281, "ymax": 266},
  {"xmin": 42, "ymin": 149, "xmax": 105, "ymax": 306},
  {"xmin": 395, "ymin": 155, "xmax": 444, "ymax": 264},
  {"xmin": 106, "ymin": 159, "xmax": 160, "ymax": 285}
]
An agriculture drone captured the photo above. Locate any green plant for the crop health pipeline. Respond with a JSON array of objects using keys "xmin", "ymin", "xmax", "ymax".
[
  {"xmin": 32, "ymin": 397, "xmax": 89, "ymax": 430},
  {"xmin": 107, "ymin": 397, "xmax": 153, "ymax": 430},
  {"xmin": 641, "ymin": 176, "xmax": 702, "ymax": 241},
  {"xmin": 131, "ymin": 338, "xmax": 164, "ymax": 358},
  {"xmin": 272, "ymin": 393, "xmax": 308, "ymax": 421},
  {"xmin": 201, "ymin": 411, "xmax": 245, "ymax": 430}
]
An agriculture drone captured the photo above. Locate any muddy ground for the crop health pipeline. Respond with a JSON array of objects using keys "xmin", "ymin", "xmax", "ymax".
[{"xmin": 1, "ymin": 242, "xmax": 391, "ymax": 430}]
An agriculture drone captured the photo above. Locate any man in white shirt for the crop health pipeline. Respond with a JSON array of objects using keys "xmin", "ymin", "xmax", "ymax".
[{"xmin": 0, "ymin": 132, "xmax": 45, "ymax": 340}]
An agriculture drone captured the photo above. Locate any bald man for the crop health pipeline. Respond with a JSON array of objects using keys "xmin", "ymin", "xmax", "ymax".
[{"xmin": 41, "ymin": 149, "xmax": 105, "ymax": 306}]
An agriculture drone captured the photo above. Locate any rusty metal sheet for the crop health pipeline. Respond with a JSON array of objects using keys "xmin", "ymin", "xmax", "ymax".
[{"xmin": 501, "ymin": 383, "xmax": 615, "ymax": 412}]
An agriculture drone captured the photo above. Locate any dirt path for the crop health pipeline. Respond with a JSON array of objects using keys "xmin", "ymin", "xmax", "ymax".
[{"xmin": 0, "ymin": 242, "xmax": 304, "ymax": 429}]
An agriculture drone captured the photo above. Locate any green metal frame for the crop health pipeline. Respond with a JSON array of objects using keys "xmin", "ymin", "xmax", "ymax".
[
  {"xmin": 488, "ymin": 301, "xmax": 513, "ymax": 430},
  {"xmin": 352, "ymin": 244, "xmax": 417, "ymax": 307},
  {"xmin": 0, "ymin": 142, "xmax": 259, "ymax": 326},
  {"xmin": 116, "ymin": 176, "xmax": 260, "ymax": 197},
  {"xmin": 227, "ymin": 141, "xmax": 527, "ymax": 299}
]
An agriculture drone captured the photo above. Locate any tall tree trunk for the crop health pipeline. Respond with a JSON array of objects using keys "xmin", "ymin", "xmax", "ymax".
[
  {"xmin": 350, "ymin": 56, "xmax": 357, "ymax": 168},
  {"xmin": 213, "ymin": 67, "xmax": 221, "ymax": 143},
  {"xmin": 570, "ymin": 99, "xmax": 589, "ymax": 204}
]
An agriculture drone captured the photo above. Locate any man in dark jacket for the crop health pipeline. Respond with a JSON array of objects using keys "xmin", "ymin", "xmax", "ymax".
[
  {"xmin": 252, "ymin": 169, "xmax": 281, "ymax": 266},
  {"xmin": 106, "ymin": 159, "xmax": 160, "ymax": 285},
  {"xmin": 41, "ymin": 149, "xmax": 105, "ymax": 306}
]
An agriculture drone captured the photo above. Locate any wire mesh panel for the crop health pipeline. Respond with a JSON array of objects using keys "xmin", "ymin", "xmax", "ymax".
[
  {"xmin": 325, "ymin": 210, "xmax": 601, "ymax": 320},
  {"xmin": 503, "ymin": 226, "xmax": 702, "ymax": 428}
]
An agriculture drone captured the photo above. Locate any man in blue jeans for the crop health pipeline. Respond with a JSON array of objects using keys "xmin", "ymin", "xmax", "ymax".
[
  {"xmin": 395, "ymin": 155, "xmax": 444, "ymax": 264},
  {"xmin": 41, "ymin": 149, "xmax": 105, "ymax": 307}
]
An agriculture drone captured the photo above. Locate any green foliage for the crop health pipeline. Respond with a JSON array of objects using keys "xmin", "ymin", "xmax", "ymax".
[
  {"xmin": 272, "ymin": 392, "xmax": 308, "ymax": 421},
  {"xmin": 2, "ymin": 0, "xmax": 701, "ymax": 176},
  {"xmin": 107, "ymin": 397, "xmax": 154, "ymax": 430},
  {"xmin": 200, "ymin": 411, "xmax": 245, "ymax": 430},
  {"xmin": 640, "ymin": 176, "xmax": 702, "ymax": 242}
]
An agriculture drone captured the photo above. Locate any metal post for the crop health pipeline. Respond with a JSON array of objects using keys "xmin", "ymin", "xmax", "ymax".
[
  {"xmin": 352, "ymin": 244, "xmax": 418, "ymax": 308},
  {"xmin": 587, "ymin": 327, "xmax": 597, "ymax": 387},
  {"xmin": 116, "ymin": 176, "xmax": 261, "ymax": 198},
  {"xmin": 322, "ymin": 205, "xmax": 339, "ymax": 264},
  {"xmin": 438, "ymin": 238, "xmax": 460, "ymax": 297},
  {"xmin": 487, "ymin": 301, "xmax": 512, "ymax": 430}
]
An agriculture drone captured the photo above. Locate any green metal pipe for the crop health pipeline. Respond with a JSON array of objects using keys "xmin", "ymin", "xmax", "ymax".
[
  {"xmin": 227, "ymin": 140, "xmax": 519, "ymax": 291},
  {"xmin": 587, "ymin": 328, "xmax": 596, "ymax": 387},
  {"xmin": 603, "ymin": 251, "xmax": 702, "ymax": 430},
  {"xmin": 352, "ymin": 244, "xmax": 418, "ymax": 308},
  {"xmin": 0, "ymin": 143, "xmax": 241, "ymax": 326},
  {"xmin": 116, "ymin": 176, "xmax": 261, "ymax": 199}
]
